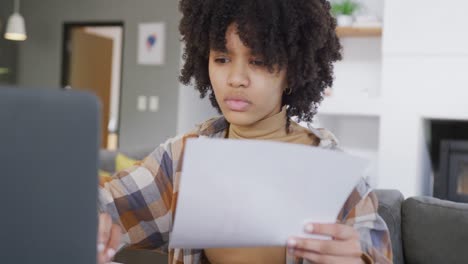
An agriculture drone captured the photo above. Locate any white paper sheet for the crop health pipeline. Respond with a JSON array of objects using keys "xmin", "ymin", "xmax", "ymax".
[{"xmin": 170, "ymin": 138, "xmax": 368, "ymax": 249}]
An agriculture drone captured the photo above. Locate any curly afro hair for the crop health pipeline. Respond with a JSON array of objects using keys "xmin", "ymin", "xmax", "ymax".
[{"xmin": 179, "ymin": 0, "xmax": 342, "ymax": 124}]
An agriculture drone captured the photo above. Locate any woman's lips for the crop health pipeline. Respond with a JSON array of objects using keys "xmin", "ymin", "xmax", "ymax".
[{"xmin": 224, "ymin": 98, "xmax": 251, "ymax": 112}]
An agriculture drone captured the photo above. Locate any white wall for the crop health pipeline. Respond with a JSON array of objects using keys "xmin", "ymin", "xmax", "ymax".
[
  {"xmin": 177, "ymin": 45, "xmax": 219, "ymax": 135},
  {"xmin": 177, "ymin": 82, "xmax": 219, "ymax": 134},
  {"xmin": 383, "ymin": 0, "xmax": 468, "ymax": 55},
  {"xmin": 358, "ymin": 0, "xmax": 384, "ymax": 18},
  {"xmin": 333, "ymin": 37, "xmax": 382, "ymax": 98},
  {"xmin": 378, "ymin": 0, "xmax": 468, "ymax": 196}
]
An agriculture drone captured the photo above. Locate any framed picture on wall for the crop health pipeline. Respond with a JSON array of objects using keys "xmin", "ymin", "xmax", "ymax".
[{"xmin": 138, "ymin": 22, "xmax": 166, "ymax": 65}]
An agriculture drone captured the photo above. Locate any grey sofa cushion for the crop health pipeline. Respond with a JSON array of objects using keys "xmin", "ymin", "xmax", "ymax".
[
  {"xmin": 375, "ymin": 189, "xmax": 405, "ymax": 264},
  {"xmin": 402, "ymin": 196, "xmax": 468, "ymax": 264},
  {"xmin": 99, "ymin": 150, "xmax": 118, "ymax": 173}
]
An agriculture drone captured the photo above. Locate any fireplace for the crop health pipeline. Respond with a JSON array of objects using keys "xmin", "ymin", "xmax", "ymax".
[{"xmin": 434, "ymin": 140, "xmax": 468, "ymax": 203}]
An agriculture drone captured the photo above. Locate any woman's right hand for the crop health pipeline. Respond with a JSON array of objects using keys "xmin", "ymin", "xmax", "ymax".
[{"xmin": 97, "ymin": 213, "xmax": 122, "ymax": 264}]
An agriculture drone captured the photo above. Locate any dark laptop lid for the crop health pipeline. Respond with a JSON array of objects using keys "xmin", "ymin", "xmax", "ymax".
[{"xmin": 0, "ymin": 87, "xmax": 100, "ymax": 263}]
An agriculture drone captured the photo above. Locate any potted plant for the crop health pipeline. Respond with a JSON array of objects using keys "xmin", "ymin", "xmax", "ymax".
[{"xmin": 331, "ymin": 0, "xmax": 360, "ymax": 27}]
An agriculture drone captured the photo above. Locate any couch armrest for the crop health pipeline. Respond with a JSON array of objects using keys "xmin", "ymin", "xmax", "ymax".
[{"xmin": 375, "ymin": 189, "xmax": 405, "ymax": 264}]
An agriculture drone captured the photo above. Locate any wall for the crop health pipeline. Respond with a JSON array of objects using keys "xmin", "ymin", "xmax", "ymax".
[
  {"xmin": 177, "ymin": 81, "xmax": 220, "ymax": 134},
  {"xmin": 16, "ymin": 0, "xmax": 181, "ymax": 150},
  {"xmin": 379, "ymin": 0, "xmax": 468, "ymax": 196},
  {"xmin": 177, "ymin": 45, "xmax": 220, "ymax": 134},
  {"xmin": 0, "ymin": 0, "xmax": 18, "ymax": 84}
]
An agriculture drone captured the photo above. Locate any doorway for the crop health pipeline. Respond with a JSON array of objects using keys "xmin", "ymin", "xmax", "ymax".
[{"xmin": 61, "ymin": 22, "xmax": 124, "ymax": 150}]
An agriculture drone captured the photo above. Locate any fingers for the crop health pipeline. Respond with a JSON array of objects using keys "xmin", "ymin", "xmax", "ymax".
[
  {"xmin": 97, "ymin": 250, "xmax": 107, "ymax": 264},
  {"xmin": 98, "ymin": 213, "xmax": 112, "ymax": 245},
  {"xmin": 291, "ymin": 248, "xmax": 363, "ymax": 264},
  {"xmin": 97, "ymin": 213, "xmax": 118, "ymax": 264},
  {"xmin": 105, "ymin": 224, "xmax": 123, "ymax": 261},
  {"xmin": 305, "ymin": 223, "xmax": 359, "ymax": 240},
  {"xmin": 288, "ymin": 237, "xmax": 362, "ymax": 257},
  {"xmin": 286, "ymin": 223, "xmax": 364, "ymax": 263}
]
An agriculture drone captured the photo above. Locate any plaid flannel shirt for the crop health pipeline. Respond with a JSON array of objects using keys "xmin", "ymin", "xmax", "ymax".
[{"xmin": 99, "ymin": 117, "xmax": 393, "ymax": 264}]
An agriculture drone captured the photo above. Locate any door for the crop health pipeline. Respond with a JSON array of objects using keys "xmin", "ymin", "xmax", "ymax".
[{"xmin": 68, "ymin": 28, "xmax": 113, "ymax": 148}]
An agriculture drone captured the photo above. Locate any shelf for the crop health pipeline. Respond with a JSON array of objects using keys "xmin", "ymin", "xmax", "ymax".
[
  {"xmin": 336, "ymin": 26, "xmax": 382, "ymax": 37},
  {"xmin": 317, "ymin": 96, "xmax": 382, "ymax": 117},
  {"xmin": 313, "ymin": 114, "xmax": 380, "ymax": 186}
]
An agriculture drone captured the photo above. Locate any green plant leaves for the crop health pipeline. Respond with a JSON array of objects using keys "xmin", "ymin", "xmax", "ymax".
[{"xmin": 331, "ymin": 0, "xmax": 359, "ymax": 16}]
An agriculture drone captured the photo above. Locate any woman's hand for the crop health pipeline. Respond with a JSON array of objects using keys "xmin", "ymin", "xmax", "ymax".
[
  {"xmin": 97, "ymin": 213, "xmax": 122, "ymax": 264},
  {"xmin": 287, "ymin": 223, "xmax": 365, "ymax": 264}
]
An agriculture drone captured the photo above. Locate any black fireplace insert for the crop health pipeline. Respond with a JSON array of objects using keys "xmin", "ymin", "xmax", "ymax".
[{"xmin": 435, "ymin": 140, "xmax": 468, "ymax": 203}]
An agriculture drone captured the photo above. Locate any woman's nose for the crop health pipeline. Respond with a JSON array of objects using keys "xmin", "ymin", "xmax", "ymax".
[{"xmin": 227, "ymin": 62, "xmax": 249, "ymax": 88}]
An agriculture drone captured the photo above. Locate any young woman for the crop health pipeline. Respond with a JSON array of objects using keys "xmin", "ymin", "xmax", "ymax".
[{"xmin": 97, "ymin": 0, "xmax": 393, "ymax": 263}]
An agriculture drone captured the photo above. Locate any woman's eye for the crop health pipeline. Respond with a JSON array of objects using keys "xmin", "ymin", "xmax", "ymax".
[
  {"xmin": 251, "ymin": 60, "xmax": 265, "ymax": 66},
  {"xmin": 214, "ymin": 58, "xmax": 229, "ymax": 64}
]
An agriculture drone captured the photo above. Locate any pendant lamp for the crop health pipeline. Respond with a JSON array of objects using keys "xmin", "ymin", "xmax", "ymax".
[{"xmin": 4, "ymin": 0, "xmax": 27, "ymax": 41}]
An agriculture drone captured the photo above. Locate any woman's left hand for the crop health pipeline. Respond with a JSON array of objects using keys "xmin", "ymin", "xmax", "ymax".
[{"xmin": 287, "ymin": 223, "xmax": 365, "ymax": 264}]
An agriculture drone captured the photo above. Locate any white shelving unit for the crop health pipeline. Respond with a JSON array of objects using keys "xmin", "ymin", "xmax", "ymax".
[
  {"xmin": 312, "ymin": 1, "xmax": 385, "ymax": 188},
  {"xmin": 317, "ymin": 0, "xmax": 468, "ymax": 197},
  {"xmin": 318, "ymin": 96, "xmax": 382, "ymax": 117},
  {"xmin": 313, "ymin": 113, "xmax": 381, "ymax": 187}
]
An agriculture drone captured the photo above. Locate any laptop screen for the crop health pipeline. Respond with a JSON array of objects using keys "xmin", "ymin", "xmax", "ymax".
[{"xmin": 0, "ymin": 87, "xmax": 100, "ymax": 264}]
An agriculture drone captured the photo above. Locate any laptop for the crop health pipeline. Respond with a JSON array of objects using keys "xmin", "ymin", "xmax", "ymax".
[{"xmin": 0, "ymin": 86, "xmax": 100, "ymax": 263}]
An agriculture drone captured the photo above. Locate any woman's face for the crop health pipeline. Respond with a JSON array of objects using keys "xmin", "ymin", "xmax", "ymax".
[{"xmin": 209, "ymin": 24, "xmax": 287, "ymax": 127}]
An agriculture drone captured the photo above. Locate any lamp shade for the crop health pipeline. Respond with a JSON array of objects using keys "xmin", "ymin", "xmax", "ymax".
[{"xmin": 4, "ymin": 13, "xmax": 27, "ymax": 41}]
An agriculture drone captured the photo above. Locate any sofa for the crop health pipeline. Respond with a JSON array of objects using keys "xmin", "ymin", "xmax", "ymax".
[
  {"xmin": 375, "ymin": 190, "xmax": 468, "ymax": 264},
  {"xmin": 100, "ymin": 149, "xmax": 468, "ymax": 264}
]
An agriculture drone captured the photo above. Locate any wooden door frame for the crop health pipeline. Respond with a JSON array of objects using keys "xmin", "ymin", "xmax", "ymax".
[{"xmin": 61, "ymin": 21, "xmax": 125, "ymax": 148}]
